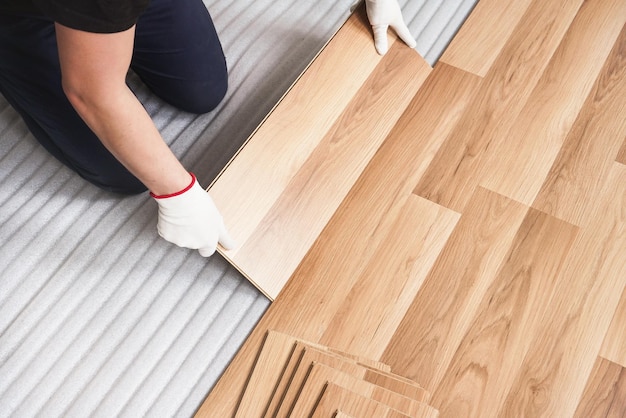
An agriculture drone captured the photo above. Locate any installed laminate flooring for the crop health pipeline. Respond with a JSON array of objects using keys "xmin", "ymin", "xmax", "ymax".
[{"xmin": 197, "ymin": 0, "xmax": 626, "ymax": 416}]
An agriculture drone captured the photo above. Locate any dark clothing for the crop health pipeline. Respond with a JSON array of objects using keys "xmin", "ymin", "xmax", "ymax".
[
  {"xmin": 0, "ymin": 0, "xmax": 150, "ymax": 33},
  {"xmin": 0, "ymin": 0, "xmax": 228, "ymax": 194}
]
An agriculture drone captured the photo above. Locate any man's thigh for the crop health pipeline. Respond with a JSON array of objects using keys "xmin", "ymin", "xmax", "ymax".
[{"xmin": 132, "ymin": 0, "xmax": 228, "ymax": 113}]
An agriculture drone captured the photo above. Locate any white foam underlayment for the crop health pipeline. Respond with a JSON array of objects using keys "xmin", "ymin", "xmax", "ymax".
[{"xmin": 0, "ymin": 0, "xmax": 477, "ymax": 416}]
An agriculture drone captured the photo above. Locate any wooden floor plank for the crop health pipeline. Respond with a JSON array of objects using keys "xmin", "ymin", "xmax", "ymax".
[
  {"xmin": 413, "ymin": 0, "xmax": 584, "ymax": 213},
  {"xmin": 428, "ymin": 208, "xmax": 578, "ymax": 418},
  {"xmin": 319, "ymin": 194, "xmax": 459, "ymax": 360},
  {"xmin": 287, "ymin": 362, "xmax": 436, "ymax": 418},
  {"xmin": 533, "ymin": 23, "xmax": 626, "ymax": 226},
  {"xmin": 382, "ymin": 187, "xmax": 528, "ymax": 391},
  {"xmin": 231, "ymin": 43, "xmax": 429, "ymax": 299},
  {"xmin": 574, "ymin": 357, "xmax": 626, "ymax": 418},
  {"xmin": 310, "ymin": 383, "xmax": 417, "ymax": 418},
  {"xmin": 210, "ymin": 8, "xmax": 430, "ymax": 300},
  {"xmin": 601, "ymin": 286, "xmax": 626, "ymax": 368},
  {"xmin": 439, "ymin": 0, "xmax": 533, "ymax": 76},
  {"xmin": 480, "ymin": 0, "xmax": 626, "ymax": 207},
  {"xmin": 496, "ymin": 163, "xmax": 626, "ymax": 417},
  {"xmin": 273, "ymin": 345, "xmax": 428, "ymax": 418},
  {"xmin": 209, "ymin": 9, "xmax": 385, "ymax": 248}
]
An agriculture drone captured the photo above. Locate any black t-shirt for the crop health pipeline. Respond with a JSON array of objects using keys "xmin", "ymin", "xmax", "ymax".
[{"xmin": 0, "ymin": 0, "xmax": 150, "ymax": 33}]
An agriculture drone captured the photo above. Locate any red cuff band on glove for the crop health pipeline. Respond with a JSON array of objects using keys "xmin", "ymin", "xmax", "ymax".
[{"xmin": 150, "ymin": 173, "xmax": 196, "ymax": 199}]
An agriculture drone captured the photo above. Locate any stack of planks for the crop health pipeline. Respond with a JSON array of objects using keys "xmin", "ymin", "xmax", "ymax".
[{"xmin": 234, "ymin": 330, "xmax": 439, "ymax": 418}]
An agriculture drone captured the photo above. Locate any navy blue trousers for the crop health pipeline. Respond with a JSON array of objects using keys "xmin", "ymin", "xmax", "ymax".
[{"xmin": 0, "ymin": 0, "xmax": 227, "ymax": 194}]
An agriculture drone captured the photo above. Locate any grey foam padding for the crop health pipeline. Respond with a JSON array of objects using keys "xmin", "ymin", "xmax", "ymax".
[{"xmin": 0, "ymin": 0, "xmax": 476, "ymax": 416}]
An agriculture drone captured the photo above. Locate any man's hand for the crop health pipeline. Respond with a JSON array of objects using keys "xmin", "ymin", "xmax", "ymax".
[
  {"xmin": 365, "ymin": 0, "xmax": 416, "ymax": 55},
  {"xmin": 152, "ymin": 174, "xmax": 236, "ymax": 257}
]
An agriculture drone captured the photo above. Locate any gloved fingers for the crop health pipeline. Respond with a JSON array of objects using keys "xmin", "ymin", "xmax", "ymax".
[
  {"xmin": 218, "ymin": 222, "xmax": 237, "ymax": 251},
  {"xmin": 198, "ymin": 244, "xmax": 217, "ymax": 258},
  {"xmin": 390, "ymin": 20, "xmax": 416, "ymax": 49},
  {"xmin": 372, "ymin": 24, "xmax": 390, "ymax": 55}
]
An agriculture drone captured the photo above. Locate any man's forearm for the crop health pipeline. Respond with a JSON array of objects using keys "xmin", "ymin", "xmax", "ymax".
[{"xmin": 65, "ymin": 82, "xmax": 191, "ymax": 196}]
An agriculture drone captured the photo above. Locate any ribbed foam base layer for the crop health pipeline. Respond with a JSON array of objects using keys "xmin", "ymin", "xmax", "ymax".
[{"xmin": 0, "ymin": 0, "xmax": 476, "ymax": 416}]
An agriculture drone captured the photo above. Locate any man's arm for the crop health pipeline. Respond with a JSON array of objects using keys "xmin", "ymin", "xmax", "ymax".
[
  {"xmin": 54, "ymin": 23, "xmax": 191, "ymax": 196},
  {"xmin": 55, "ymin": 23, "xmax": 234, "ymax": 256}
]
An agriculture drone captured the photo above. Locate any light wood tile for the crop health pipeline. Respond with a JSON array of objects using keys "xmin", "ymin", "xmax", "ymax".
[
  {"xmin": 272, "ymin": 346, "xmax": 428, "ymax": 418},
  {"xmin": 320, "ymin": 194, "xmax": 459, "ymax": 359},
  {"xmin": 210, "ymin": 8, "xmax": 430, "ymax": 300},
  {"xmin": 601, "ymin": 286, "xmax": 626, "ymax": 368},
  {"xmin": 310, "ymin": 383, "xmax": 415, "ymax": 418},
  {"xmin": 382, "ymin": 187, "xmax": 528, "ymax": 391},
  {"xmin": 334, "ymin": 412, "xmax": 354, "ymax": 418},
  {"xmin": 266, "ymin": 341, "xmax": 403, "ymax": 417},
  {"xmin": 234, "ymin": 331, "xmax": 297, "ymax": 418},
  {"xmin": 414, "ymin": 0, "xmax": 584, "ymax": 212},
  {"xmin": 574, "ymin": 357, "xmax": 626, "ymax": 418},
  {"xmin": 439, "ymin": 0, "xmax": 532, "ymax": 76},
  {"xmin": 496, "ymin": 163, "xmax": 626, "ymax": 417},
  {"xmin": 429, "ymin": 208, "xmax": 578, "ymax": 418},
  {"xmin": 287, "ymin": 362, "xmax": 436, "ymax": 418},
  {"xmin": 533, "ymin": 23, "xmax": 626, "ymax": 226},
  {"xmin": 481, "ymin": 0, "xmax": 626, "ymax": 207}
]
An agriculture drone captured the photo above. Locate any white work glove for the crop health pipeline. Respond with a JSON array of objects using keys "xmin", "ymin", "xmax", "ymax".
[
  {"xmin": 151, "ymin": 173, "xmax": 236, "ymax": 257},
  {"xmin": 365, "ymin": 0, "xmax": 417, "ymax": 55}
]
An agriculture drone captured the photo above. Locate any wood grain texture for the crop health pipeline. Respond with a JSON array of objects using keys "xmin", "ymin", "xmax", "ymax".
[
  {"xmin": 439, "ymin": 0, "xmax": 532, "ymax": 76},
  {"xmin": 617, "ymin": 137, "xmax": 626, "ymax": 165},
  {"xmin": 210, "ymin": 7, "xmax": 430, "ymax": 299},
  {"xmin": 429, "ymin": 208, "xmax": 578, "ymax": 418},
  {"xmin": 320, "ymin": 194, "xmax": 459, "ymax": 359},
  {"xmin": 601, "ymin": 287, "xmax": 626, "ymax": 368},
  {"xmin": 497, "ymin": 163, "xmax": 626, "ymax": 418},
  {"xmin": 574, "ymin": 357, "xmax": 626, "ymax": 418},
  {"xmin": 533, "ymin": 23, "xmax": 626, "ymax": 226},
  {"xmin": 287, "ymin": 362, "xmax": 436, "ymax": 418},
  {"xmin": 272, "ymin": 346, "xmax": 428, "ymax": 418},
  {"xmin": 196, "ymin": 1, "xmax": 626, "ymax": 417},
  {"xmin": 310, "ymin": 383, "xmax": 414, "ymax": 418},
  {"xmin": 382, "ymin": 187, "xmax": 528, "ymax": 391},
  {"xmin": 480, "ymin": 0, "xmax": 626, "ymax": 207},
  {"xmin": 413, "ymin": 0, "xmax": 584, "ymax": 212}
]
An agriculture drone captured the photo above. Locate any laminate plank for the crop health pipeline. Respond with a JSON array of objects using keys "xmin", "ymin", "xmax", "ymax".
[
  {"xmin": 210, "ymin": 10, "xmax": 430, "ymax": 300},
  {"xmin": 236, "ymin": 330, "xmax": 391, "ymax": 418},
  {"xmin": 319, "ymin": 194, "xmax": 459, "ymax": 359},
  {"xmin": 601, "ymin": 287, "xmax": 626, "ymax": 368},
  {"xmin": 232, "ymin": 43, "xmax": 429, "ymax": 299},
  {"xmin": 272, "ymin": 346, "xmax": 428, "ymax": 418},
  {"xmin": 382, "ymin": 187, "xmax": 528, "ymax": 391},
  {"xmin": 234, "ymin": 330, "xmax": 297, "ymax": 418},
  {"xmin": 481, "ymin": 0, "xmax": 626, "ymax": 208},
  {"xmin": 439, "ymin": 0, "xmax": 533, "ymax": 76},
  {"xmin": 266, "ymin": 341, "xmax": 406, "ymax": 418},
  {"xmin": 209, "ymin": 8, "xmax": 384, "ymax": 248},
  {"xmin": 413, "ymin": 0, "xmax": 584, "ymax": 213},
  {"xmin": 428, "ymin": 207, "xmax": 578, "ymax": 418},
  {"xmin": 287, "ymin": 362, "xmax": 437, "ymax": 418},
  {"xmin": 574, "ymin": 357, "xmax": 626, "ymax": 418},
  {"xmin": 533, "ymin": 23, "xmax": 626, "ymax": 226},
  {"xmin": 334, "ymin": 412, "xmax": 353, "ymax": 418},
  {"xmin": 310, "ymin": 383, "xmax": 412, "ymax": 418},
  {"xmin": 496, "ymin": 163, "xmax": 626, "ymax": 417}
]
